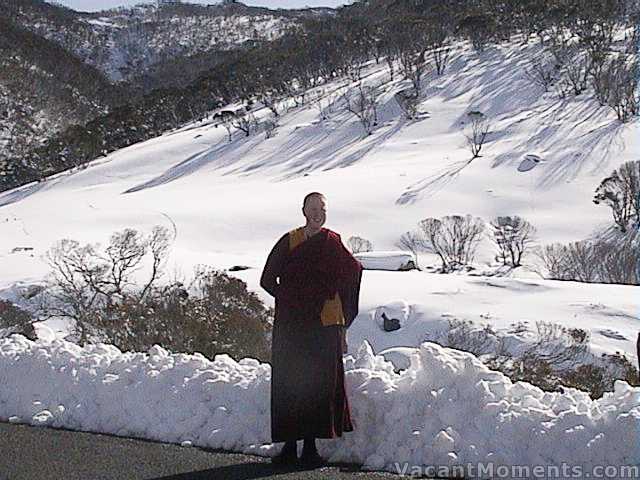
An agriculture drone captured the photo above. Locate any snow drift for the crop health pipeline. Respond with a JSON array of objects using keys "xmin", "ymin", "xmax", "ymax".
[
  {"xmin": 354, "ymin": 251, "xmax": 417, "ymax": 271},
  {"xmin": 1, "ymin": 334, "xmax": 638, "ymax": 475}
]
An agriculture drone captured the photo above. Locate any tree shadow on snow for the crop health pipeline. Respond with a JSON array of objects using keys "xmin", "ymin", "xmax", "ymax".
[
  {"xmin": 121, "ymin": 91, "xmax": 408, "ymax": 193},
  {"xmin": 396, "ymin": 158, "xmax": 472, "ymax": 205},
  {"xmin": 0, "ymin": 180, "xmax": 49, "ymax": 208},
  {"xmin": 120, "ymin": 135, "xmax": 264, "ymax": 194}
]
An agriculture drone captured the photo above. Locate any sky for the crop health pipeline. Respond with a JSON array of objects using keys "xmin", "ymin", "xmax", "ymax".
[{"xmin": 50, "ymin": 0, "xmax": 350, "ymax": 12}]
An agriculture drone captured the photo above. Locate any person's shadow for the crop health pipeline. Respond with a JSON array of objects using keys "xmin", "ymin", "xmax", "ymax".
[
  {"xmin": 150, "ymin": 447, "xmax": 361, "ymax": 480},
  {"xmin": 153, "ymin": 452, "xmax": 364, "ymax": 480}
]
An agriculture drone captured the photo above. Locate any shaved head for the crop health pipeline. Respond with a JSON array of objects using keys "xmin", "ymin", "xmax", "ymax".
[
  {"xmin": 302, "ymin": 192, "xmax": 327, "ymax": 231},
  {"xmin": 302, "ymin": 192, "xmax": 326, "ymax": 210}
]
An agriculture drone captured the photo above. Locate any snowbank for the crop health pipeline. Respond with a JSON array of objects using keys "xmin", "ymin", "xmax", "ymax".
[{"xmin": 1, "ymin": 335, "xmax": 638, "ymax": 475}]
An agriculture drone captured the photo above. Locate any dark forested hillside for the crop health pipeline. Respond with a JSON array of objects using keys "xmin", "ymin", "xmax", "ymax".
[{"xmin": 0, "ymin": 17, "xmax": 130, "ymax": 181}]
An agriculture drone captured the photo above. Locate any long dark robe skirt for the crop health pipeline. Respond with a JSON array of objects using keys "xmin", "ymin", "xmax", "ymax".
[{"xmin": 270, "ymin": 303, "xmax": 354, "ymax": 442}]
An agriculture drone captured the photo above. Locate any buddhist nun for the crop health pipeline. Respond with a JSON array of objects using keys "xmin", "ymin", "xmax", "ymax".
[{"xmin": 260, "ymin": 192, "xmax": 364, "ymax": 466}]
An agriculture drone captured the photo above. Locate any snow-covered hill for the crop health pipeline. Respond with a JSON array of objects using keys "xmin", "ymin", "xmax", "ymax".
[{"xmin": 0, "ymin": 38, "xmax": 638, "ymax": 365}]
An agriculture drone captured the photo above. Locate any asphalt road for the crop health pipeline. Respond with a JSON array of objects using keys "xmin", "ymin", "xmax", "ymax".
[{"xmin": 0, "ymin": 422, "xmax": 407, "ymax": 480}]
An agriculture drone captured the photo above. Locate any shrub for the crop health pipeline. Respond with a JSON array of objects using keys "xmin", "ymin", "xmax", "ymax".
[
  {"xmin": 538, "ymin": 237, "xmax": 639, "ymax": 285},
  {"xmin": 0, "ymin": 300, "xmax": 36, "ymax": 340},
  {"xmin": 446, "ymin": 319, "xmax": 497, "ymax": 356},
  {"xmin": 91, "ymin": 269, "xmax": 272, "ymax": 362},
  {"xmin": 481, "ymin": 321, "xmax": 639, "ymax": 399},
  {"xmin": 40, "ymin": 227, "xmax": 272, "ymax": 361}
]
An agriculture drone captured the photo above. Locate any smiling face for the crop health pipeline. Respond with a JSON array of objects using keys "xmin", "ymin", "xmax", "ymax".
[{"xmin": 303, "ymin": 194, "xmax": 327, "ymax": 230}]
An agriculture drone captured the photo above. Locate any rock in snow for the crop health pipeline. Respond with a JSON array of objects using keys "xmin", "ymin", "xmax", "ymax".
[
  {"xmin": 373, "ymin": 301, "xmax": 411, "ymax": 332},
  {"xmin": 0, "ymin": 334, "xmax": 638, "ymax": 476},
  {"xmin": 518, "ymin": 154, "xmax": 543, "ymax": 172}
]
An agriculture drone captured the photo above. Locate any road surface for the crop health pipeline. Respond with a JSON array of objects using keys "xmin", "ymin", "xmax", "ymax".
[{"xmin": 0, "ymin": 422, "xmax": 409, "ymax": 479}]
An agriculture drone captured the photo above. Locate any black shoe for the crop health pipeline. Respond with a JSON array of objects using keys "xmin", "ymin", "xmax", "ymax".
[
  {"xmin": 299, "ymin": 450, "xmax": 324, "ymax": 467},
  {"xmin": 271, "ymin": 447, "xmax": 298, "ymax": 466}
]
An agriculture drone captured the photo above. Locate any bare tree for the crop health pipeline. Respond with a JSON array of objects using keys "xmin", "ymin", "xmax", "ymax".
[
  {"xmin": 395, "ymin": 88, "xmax": 419, "ymax": 120},
  {"xmin": 258, "ymin": 90, "xmax": 282, "ymax": 118},
  {"xmin": 491, "ymin": 216, "xmax": 536, "ymax": 267},
  {"xmin": 343, "ymin": 83, "xmax": 379, "ymax": 136},
  {"xmin": 214, "ymin": 110, "xmax": 238, "ymax": 141},
  {"xmin": 263, "ymin": 116, "xmax": 278, "ymax": 139},
  {"xmin": 383, "ymin": 44, "xmax": 398, "ymax": 81},
  {"xmin": 525, "ymin": 59, "xmax": 556, "ymax": 92},
  {"xmin": 399, "ymin": 48, "xmax": 429, "ymax": 96},
  {"xmin": 347, "ymin": 235, "xmax": 373, "ymax": 253},
  {"xmin": 418, "ymin": 215, "xmax": 485, "ymax": 272},
  {"xmin": 377, "ymin": 20, "xmax": 401, "ymax": 81},
  {"xmin": 538, "ymin": 237, "xmax": 638, "ymax": 285},
  {"xmin": 562, "ymin": 241, "xmax": 600, "ymax": 282},
  {"xmin": 464, "ymin": 111, "xmax": 490, "ymax": 158},
  {"xmin": 395, "ymin": 230, "xmax": 426, "ymax": 267},
  {"xmin": 591, "ymin": 56, "xmax": 615, "ymax": 106},
  {"xmin": 564, "ymin": 54, "xmax": 592, "ymax": 96},
  {"xmin": 605, "ymin": 55, "xmax": 639, "ymax": 122},
  {"xmin": 140, "ymin": 226, "xmax": 172, "ymax": 300},
  {"xmin": 594, "ymin": 160, "xmax": 640, "ymax": 232},
  {"xmin": 346, "ymin": 62, "xmax": 365, "ymax": 82},
  {"xmin": 457, "ymin": 13, "xmax": 496, "ymax": 52},
  {"xmin": 380, "ymin": 14, "xmax": 432, "ymax": 94},
  {"xmin": 231, "ymin": 112, "xmax": 258, "ymax": 137},
  {"xmin": 310, "ymin": 90, "xmax": 337, "ymax": 121},
  {"xmin": 428, "ymin": 23, "xmax": 452, "ymax": 76}
]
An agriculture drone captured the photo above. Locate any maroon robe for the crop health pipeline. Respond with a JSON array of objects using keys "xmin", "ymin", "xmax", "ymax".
[{"xmin": 260, "ymin": 227, "xmax": 363, "ymax": 442}]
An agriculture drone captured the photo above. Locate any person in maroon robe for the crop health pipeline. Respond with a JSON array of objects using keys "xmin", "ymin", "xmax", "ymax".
[{"xmin": 260, "ymin": 192, "xmax": 363, "ymax": 466}]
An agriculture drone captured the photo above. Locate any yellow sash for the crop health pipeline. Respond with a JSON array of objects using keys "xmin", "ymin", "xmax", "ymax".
[{"xmin": 288, "ymin": 227, "xmax": 345, "ymax": 327}]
